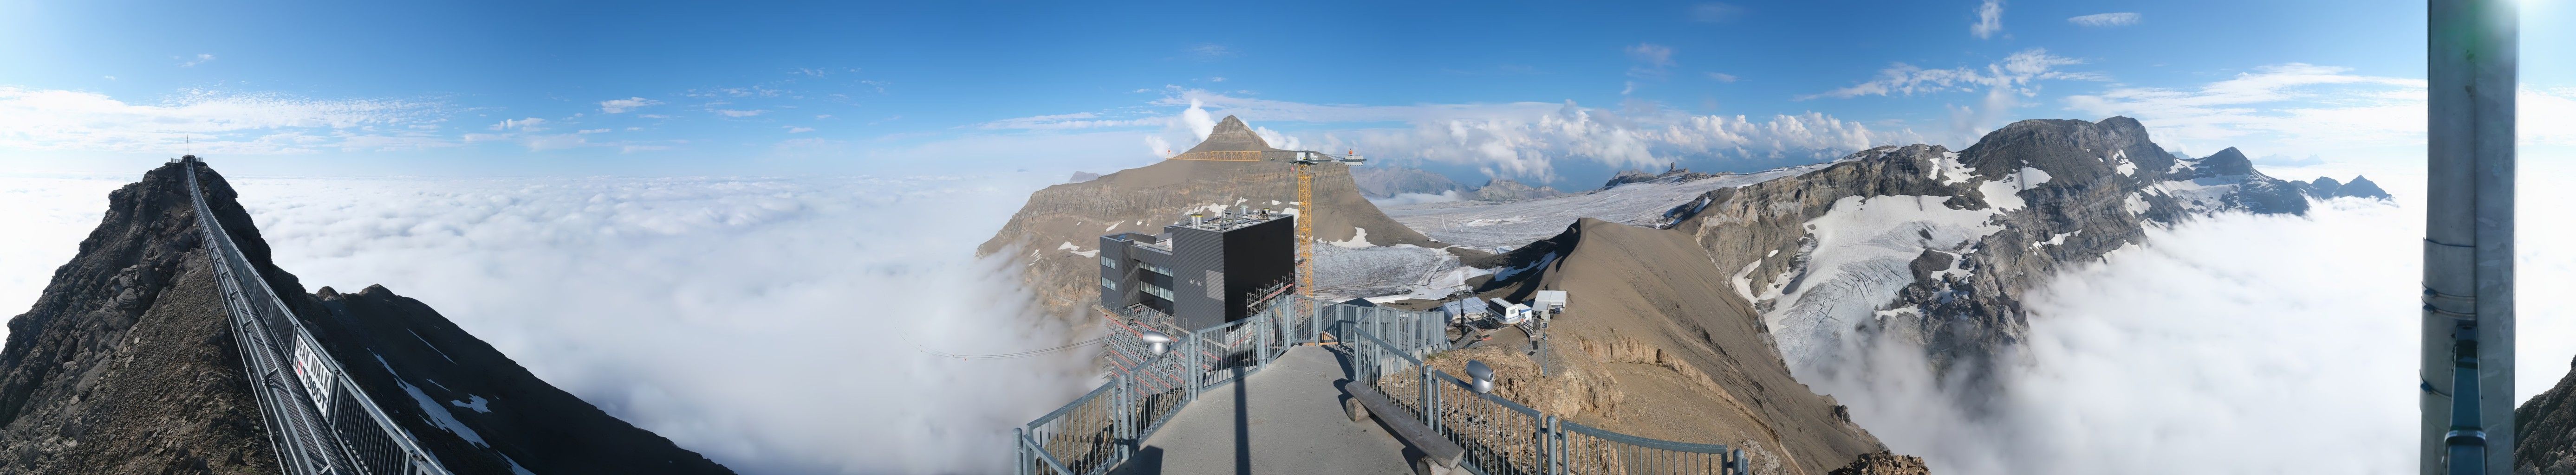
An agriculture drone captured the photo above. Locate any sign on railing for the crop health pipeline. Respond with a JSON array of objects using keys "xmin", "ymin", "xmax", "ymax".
[{"xmin": 184, "ymin": 160, "xmax": 454, "ymax": 475}]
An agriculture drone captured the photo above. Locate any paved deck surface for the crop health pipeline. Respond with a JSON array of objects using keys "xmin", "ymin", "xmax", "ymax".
[{"xmin": 1112, "ymin": 345, "xmax": 1417, "ymax": 475}]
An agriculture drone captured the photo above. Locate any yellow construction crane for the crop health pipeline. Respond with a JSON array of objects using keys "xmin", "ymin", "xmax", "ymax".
[{"xmin": 1164, "ymin": 149, "xmax": 1365, "ymax": 302}]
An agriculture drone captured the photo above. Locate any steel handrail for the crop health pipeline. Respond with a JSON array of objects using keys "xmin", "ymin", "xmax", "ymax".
[{"xmin": 185, "ymin": 160, "xmax": 454, "ymax": 475}]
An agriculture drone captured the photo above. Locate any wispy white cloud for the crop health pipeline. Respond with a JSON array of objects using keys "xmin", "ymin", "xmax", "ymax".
[
  {"xmin": 176, "ymin": 53, "xmax": 216, "ymax": 67},
  {"xmin": 714, "ymin": 109, "xmax": 767, "ymax": 118},
  {"xmin": 784, "ymin": 126, "xmax": 813, "ymax": 134},
  {"xmin": 1626, "ymin": 43, "xmax": 1677, "ymax": 80},
  {"xmin": 1804, "ymin": 49, "xmax": 2094, "ymax": 100},
  {"xmin": 1802, "ymin": 49, "xmax": 2097, "ymax": 143},
  {"xmin": 489, "ymin": 117, "xmax": 547, "ymax": 131},
  {"xmin": 1971, "ymin": 0, "xmax": 2004, "ymax": 39},
  {"xmin": 2060, "ymin": 64, "xmax": 2429, "ymax": 153},
  {"xmin": 1689, "ymin": 2, "xmax": 1744, "ymax": 23},
  {"xmin": 2067, "ymin": 12, "xmax": 2141, "ymax": 27},
  {"xmin": 599, "ymin": 97, "xmax": 663, "ymax": 114},
  {"xmin": 0, "ymin": 86, "xmax": 453, "ymax": 154},
  {"xmin": 1706, "ymin": 72, "xmax": 1740, "ymax": 83},
  {"xmin": 976, "ymin": 112, "xmax": 1159, "ymax": 131},
  {"xmin": 1184, "ymin": 43, "xmax": 1235, "ymax": 61}
]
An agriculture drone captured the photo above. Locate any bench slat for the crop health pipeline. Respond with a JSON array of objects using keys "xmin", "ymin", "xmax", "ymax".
[{"xmin": 1346, "ymin": 384, "xmax": 1465, "ymax": 467}]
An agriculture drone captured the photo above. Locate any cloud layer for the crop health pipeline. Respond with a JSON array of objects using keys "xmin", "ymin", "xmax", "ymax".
[
  {"xmin": 989, "ymin": 89, "xmax": 1923, "ymax": 183},
  {"xmin": 227, "ymin": 174, "xmax": 1094, "ymax": 474},
  {"xmin": 0, "ymin": 87, "xmax": 452, "ymax": 154}
]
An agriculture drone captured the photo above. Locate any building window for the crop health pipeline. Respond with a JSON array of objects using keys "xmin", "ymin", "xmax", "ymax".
[
  {"xmin": 1100, "ymin": 256, "xmax": 1118, "ymax": 269},
  {"xmin": 1101, "ymin": 276, "xmax": 1118, "ymax": 290},
  {"xmin": 1140, "ymin": 262, "xmax": 1172, "ymax": 276},
  {"xmin": 1140, "ymin": 281, "xmax": 1176, "ymax": 301}
]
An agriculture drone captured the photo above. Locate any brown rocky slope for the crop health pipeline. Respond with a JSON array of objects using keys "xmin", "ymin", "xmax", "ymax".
[{"xmin": 1439, "ymin": 218, "xmax": 1890, "ymax": 475}]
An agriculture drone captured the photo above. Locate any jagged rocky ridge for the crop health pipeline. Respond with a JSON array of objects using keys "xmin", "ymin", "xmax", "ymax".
[
  {"xmin": 1659, "ymin": 116, "xmax": 2323, "ymax": 393},
  {"xmin": 0, "ymin": 161, "xmax": 733, "ymax": 475},
  {"xmin": 1351, "ymin": 166, "xmax": 1470, "ymax": 199},
  {"xmin": 1470, "ymin": 179, "xmax": 1565, "ymax": 201}
]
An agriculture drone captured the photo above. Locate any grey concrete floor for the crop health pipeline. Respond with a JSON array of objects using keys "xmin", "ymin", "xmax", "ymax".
[{"xmin": 1111, "ymin": 345, "xmax": 1418, "ymax": 475}]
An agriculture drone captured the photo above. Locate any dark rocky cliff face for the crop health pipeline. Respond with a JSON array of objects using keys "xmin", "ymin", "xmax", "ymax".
[
  {"xmin": 0, "ymin": 162, "xmax": 274, "ymax": 474},
  {"xmin": 1662, "ymin": 116, "xmax": 2319, "ymax": 397},
  {"xmin": 0, "ymin": 160, "xmax": 733, "ymax": 475},
  {"xmin": 2519, "ymin": 357, "xmax": 2576, "ymax": 475},
  {"xmin": 304, "ymin": 285, "xmax": 733, "ymax": 475}
]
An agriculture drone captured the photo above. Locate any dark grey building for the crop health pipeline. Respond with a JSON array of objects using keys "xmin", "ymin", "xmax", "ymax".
[{"xmin": 1098, "ymin": 210, "xmax": 1296, "ymax": 331}]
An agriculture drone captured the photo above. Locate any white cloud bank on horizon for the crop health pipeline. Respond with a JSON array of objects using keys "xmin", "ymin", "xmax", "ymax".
[
  {"xmin": 0, "ymin": 87, "xmax": 454, "ymax": 154},
  {"xmin": 987, "ymin": 88, "xmax": 1924, "ymax": 183},
  {"xmin": 1812, "ymin": 174, "xmax": 2576, "ymax": 473},
  {"xmin": 220, "ymin": 174, "xmax": 1094, "ymax": 474}
]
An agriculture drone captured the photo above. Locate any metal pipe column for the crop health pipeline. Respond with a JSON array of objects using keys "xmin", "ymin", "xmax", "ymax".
[{"xmin": 2424, "ymin": 0, "xmax": 2516, "ymax": 473}]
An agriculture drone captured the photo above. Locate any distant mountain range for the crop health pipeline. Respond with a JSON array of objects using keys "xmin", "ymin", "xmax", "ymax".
[{"xmin": 985, "ymin": 114, "xmax": 2453, "ymax": 475}]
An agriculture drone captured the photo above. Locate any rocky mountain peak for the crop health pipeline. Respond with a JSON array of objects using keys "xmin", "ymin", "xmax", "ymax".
[
  {"xmin": 2197, "ymin": 147, "xmax": 2256, "ymax": 176},
  {"xmin": 1182, "ymin": 115, "xmax": 1283, "ymax": 154},
  {"xmin": 1959, "ymin": 116, "xmax": 2176, "ymax": 184}
]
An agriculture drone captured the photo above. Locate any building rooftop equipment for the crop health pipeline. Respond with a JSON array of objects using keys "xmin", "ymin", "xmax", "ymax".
[{"xmin": 1533, "ymin": 290, "xmax": 1568, "ymax": 313}]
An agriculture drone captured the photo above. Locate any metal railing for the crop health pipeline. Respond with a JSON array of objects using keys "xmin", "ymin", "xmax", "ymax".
[
  {"xmin": 1018, "ymin": 296, "xmax": 1353, "ymax": 475},
  {"xmin": 1023, "ymin": 296, "xmax": 1743, "ymax": 475},
  {"xmin": 184, "ymin": 159, "xmax": 454, "ymax": 475},
  {"xmin": 1348, "ymin": 321, "xmax": 1746, "ymax": 475}
]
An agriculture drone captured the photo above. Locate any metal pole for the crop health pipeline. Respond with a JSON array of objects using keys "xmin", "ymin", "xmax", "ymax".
[{"xmin": 2425, "ymin": 0, "xmax": 2517, "ymax": 473}]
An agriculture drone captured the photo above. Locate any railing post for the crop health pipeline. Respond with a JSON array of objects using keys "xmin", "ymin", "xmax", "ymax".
[
  {"xmin": 1014, "ymin": 427, "xmax": 1029, "ymax": 475},
  {"xmin": 1421, "ymin": 366, "xmax": 1437, "ymax": 432}
]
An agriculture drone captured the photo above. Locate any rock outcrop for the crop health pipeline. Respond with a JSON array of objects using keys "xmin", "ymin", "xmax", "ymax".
[
  {"xmin": 0, "ymin": 160, "xmax": 734, "ymax": 474},
  {"xmin": 1604, "ymin": 166, "xmax": 1720, "ymax": 190},
  {"xmin": 1472, "ymin": 179, "xmax": 1564, "ymax": 201},
  {"xmin": 1828, "ymin": 451, "xmax": 1931, "ymax": 475},
  {"xmin": 1352, "ymin": 166, "xmax": 1469, "ymax": 199},
  {"xmin": 2518, "ymin": 356, "xmax": 2576, "ymax": 475},
  {"xmin": 2290, "ymin": 175, "xmax": 2395, "ymax": 200},
  {"xmin": 978, "ymin": 116, "xmax": 1448, "ymax": 321}
]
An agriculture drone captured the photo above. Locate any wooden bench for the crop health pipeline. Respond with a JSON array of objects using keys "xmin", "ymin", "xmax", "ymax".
[{"xmin": 1344, "ymin": 383, "xmax": 1465, "ymax": 475}]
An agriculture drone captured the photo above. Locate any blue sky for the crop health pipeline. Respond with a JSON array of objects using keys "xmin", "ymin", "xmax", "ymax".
[{"xmin": 1, "ymin": 0, "xmax": 2569, "ymax": 186}]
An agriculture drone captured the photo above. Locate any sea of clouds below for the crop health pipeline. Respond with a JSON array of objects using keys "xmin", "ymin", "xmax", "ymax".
[
  {"xmin": 1, "ymin": 163, "xmax": 2572, "ymax": 474},
  {"xmin": 2, "ymin": 172, "xmax": 1100, "ymax": 475}
]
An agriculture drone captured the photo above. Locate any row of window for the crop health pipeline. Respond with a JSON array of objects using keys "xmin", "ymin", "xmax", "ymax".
[
  {"xmin": 1140, "ymin": 281, "xmax": 1176, "ymax": 301},
  {"xmin": 1100, "ymin": 276, "xmax": 1118, "ymax": 290},
  {"xmin": 1101, "ymin": 256, "xmax": 1175, "ymax": 277}
]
